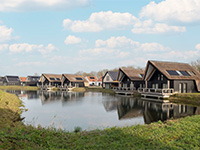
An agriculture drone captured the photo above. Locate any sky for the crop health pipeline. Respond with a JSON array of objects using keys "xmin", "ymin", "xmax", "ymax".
[{"xmin": 0, "ymin": 0, "xmax": 200, "ymax": 76}]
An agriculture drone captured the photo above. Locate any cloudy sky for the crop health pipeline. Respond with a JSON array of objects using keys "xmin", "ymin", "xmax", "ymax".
[{"xmin": 0, "ymin": 0, "xmax": 200, "ymax": 76}]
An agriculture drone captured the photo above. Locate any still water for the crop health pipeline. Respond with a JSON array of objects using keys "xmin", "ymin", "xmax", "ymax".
[{"xmin": 8, "ymin": 90, "xmax": 199, "ymax": 131}]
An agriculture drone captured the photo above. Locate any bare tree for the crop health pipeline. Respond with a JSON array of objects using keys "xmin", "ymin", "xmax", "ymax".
[{"xmin": 191, "ymin": 59, "xmax": 200, "ymax": 72}]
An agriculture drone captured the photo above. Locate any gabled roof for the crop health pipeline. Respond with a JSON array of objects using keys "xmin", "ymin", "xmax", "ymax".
[
  {"xmin": 143, "ymin": 60, "xmax": 200, "ymax": 80},
  {"xmin": 108, "ymin": 71, "xmax": 118, "ymax": 81},
  {"xmin": 27, "ymin": 76, "xmax": 40, "ymax": 82},
  {"xmin": 85, "ymin": 76, "xmax": 97, "ymax": 82},
  {"xmin": 5, "ymin": 75, "xmax": 21, "ymax": 83},
  {"xmin": 20, "ymin": 77, "xmax": 27, "ymax": 82},
  {"xmin": 40, "ymin": 74, "xmax": 62, "ymax": 82},
  {"xmin": 97, "ymin": 76, "xmax": 103, "ymax": 82},
  {"xmin": 62, "ymin": 74, "xmax": 88, "ymax": 82},
  {"xmin": 118, "ymin": 68, "xmax": 144, "ymax": 81}
]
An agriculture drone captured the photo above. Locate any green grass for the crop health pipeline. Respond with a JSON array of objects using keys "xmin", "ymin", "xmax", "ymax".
[
  {"xmin": 0, "ymin": 115, "xmax": 200, "ymax": 149},
  {"xmin": 1, "ymin": 90, "xmax": 200, "ymax": 149},
  {"xmin": 85, "ymin": 86, "xmax": 115, "ymax": 94},
  {"xmin": 170, "ymin": 93, "xmax": 200, "ymax": 106},
  {"xmin": 0, "ymin": 85, "xmax": 39, "ymax": 91},
  {"xmin": 70, "ymin": 87, "xmax": 86, "ymax": 92},
  {"xmin": 0, "ymin": 90, "xmax": 24, "ymax": 128}
]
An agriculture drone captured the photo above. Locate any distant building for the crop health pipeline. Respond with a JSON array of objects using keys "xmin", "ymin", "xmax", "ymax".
[
  {"xmin": 39, "ymin": 74, "xmax": 62, "ymax": 88},
  {"xmin": 0, "ymin": 77, "xmax": 4, "ymax": 85},
  {"xmin": 117, "ymin": 68, "xmax": 144, "ymax": 90},
  {"xmin": 142, "ymin": 60, "xmax": 200, "ymax": 93},
  {"xmin": 102, "ymin": 71, "xmax": 119, "ymax": 89},
  {"xmin": 85, "ymin": 76, "xmax": 97, "ymax": 86},
  {"xmin": 3, "ymin": 75, "xmax": 21, "ymax": 85},
  {"xmin": 96, "ymin": 76, "xmax": 103, "ymax": 86},
  {"xmin": 20, "ymin": 77, "xmax": 27, "ymax": 86},
  {"xmin": 61, "ymin": 74, "xmax": 88, "ymax": 88},
  {"xmin": 26, "ymin": 76, "xmax": 41, "ymax": 86}
]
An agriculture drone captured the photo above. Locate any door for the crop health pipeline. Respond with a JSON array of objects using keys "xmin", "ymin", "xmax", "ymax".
[
  {"xmin": 179, "ymin": 83, "xmax": 183, "ymax": 93},
  {"xmin": 183, "ymin": 83, "xmax": 187, "ymax": 93}
]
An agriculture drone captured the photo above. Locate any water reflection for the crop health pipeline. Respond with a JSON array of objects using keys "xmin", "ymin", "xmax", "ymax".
[
  {"xmin": 103, "ymin": 96, "xmax": 199, "ymax": 124},
  {"xmin": 6, "ymin": 90, "xmax": 200, "ymax": 130}
]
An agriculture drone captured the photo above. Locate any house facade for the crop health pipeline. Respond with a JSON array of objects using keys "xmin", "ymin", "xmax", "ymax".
[
  {"xmin": 102, "ymin": 71, "xmax": 119, "ymax": 89},
  {"xmin": 26, "ymin": 76, "xmax": 41, "ymax": 86},
  {"xmin": 143, "ymin": 60, "xmax": 200, "ymax": 93},
  {"xmin": 96, "ymin": 76, "xmax": 103, "ymax": 86},
  {"xmin": 61, "ymin": 74, "xmax": 87, "ymax": 88},
  {"xmin": 117, "ymin": 68, "xmax": 145, "ymax": 90},
  {"xmin": 3, "ymin": 75, "xmax": 21, "ymax": 85},
  {"xmin": 20, "ymin": 77, "xmax": 27, "ymax": 86},
  {"xmin": 85, "ymin": 76, "xmax": 97, "ymax": 86},
  {"xmin": 0, "ymin": 77, "xmax": 4, "ymax": 85},
  {"xmin": 39, "ymin": 74, "xmax": 62, "ymax": 88}
]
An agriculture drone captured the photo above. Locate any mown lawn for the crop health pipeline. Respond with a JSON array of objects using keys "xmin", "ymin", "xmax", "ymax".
[
  {"xmin": 0, "ymin": 85, "xmax": 39, "ymax": 91},
  {"xmin": 170, "ymin": 93, "xmax": 200, "ymax": 106}
]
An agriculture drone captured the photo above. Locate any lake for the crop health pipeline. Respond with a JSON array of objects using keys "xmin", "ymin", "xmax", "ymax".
[{"xmin": 8, "ymin": 90, "xmax": 199, "ymax": 131}]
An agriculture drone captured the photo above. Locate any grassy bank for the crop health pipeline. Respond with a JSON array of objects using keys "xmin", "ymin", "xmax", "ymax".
[
  {"xmin": 1, "ymin": 115, "xmax": 200, "ymax": 149},
  {"xmin": 0, "ymin": 90, "xmax": 24, "ymax": 128},
  {"xmin": 0, "ymin": 90, "xmax": 200, "ymax": 149},
  {"xmin": 0, "ymin": 85, "xmax": 39, "ymax": 91},
  {"xmin": 85, "ymin": 86, "xmax": 115, "ymax": 94},
  {"xmin": 170, "ymin": 93, "xmax": 200, "ymax": 106}
]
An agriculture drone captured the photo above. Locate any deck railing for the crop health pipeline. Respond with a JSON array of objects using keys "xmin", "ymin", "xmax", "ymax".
[
  {"xmin": 112, "ymin": 87, "xmax": 136, "ymax": 91},
  {"xmin": 138, "ymin": 88, "xmax": 174, "ymax": 95}
]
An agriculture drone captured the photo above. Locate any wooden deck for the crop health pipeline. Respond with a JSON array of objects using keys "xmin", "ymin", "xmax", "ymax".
[
  {"xmin": 138, "ymin": 88, "xmax": 174, "ymax": 99},
  {"xmin": 113, "ymin": 87, "xmax": 139, "ymax": 95}
]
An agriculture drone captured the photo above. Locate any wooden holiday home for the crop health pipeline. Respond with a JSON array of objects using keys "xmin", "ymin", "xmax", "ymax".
[
  {"xmin": 26, "ymin": 76, "xmax": 41, "ymax": 86},
  {"xmin": 61, "ymin": 74, "xmax": 87, "ymax": 88},
  {"xmin": 102, "ymin": 71, "xmax": 119, "ymax": 89},
  {"xmin": 3, "ymin": 75, "xmax": 21, "ymax": 85},
  {"xmin": 117, "ymin": 68, "xmax": 145, "ymax": 90},
  {"xmin": 142, "ymin": 60, "xmax": 200, "ymax": 93},
  {"xmin": 39, "ymin": 74, "xmax": 62, "ymax": 88}
]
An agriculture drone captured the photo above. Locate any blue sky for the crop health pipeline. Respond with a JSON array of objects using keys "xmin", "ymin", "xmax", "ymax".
[{"xmin": 0, "ymin": 0, "xmax": 200, "ymax": 76}]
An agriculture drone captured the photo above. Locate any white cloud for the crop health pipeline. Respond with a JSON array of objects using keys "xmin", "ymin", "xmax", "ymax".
[
  {"xmin": 0, "ymin": 25, "xmax": 15, "ymax": 42},
  {"xmin": 135, "ymin": 42, "xmax": 170, "ymax": 52},
  {"xmin": 195, "ymin": 44, "xmax": 200, "ymax": 50},
  {"xmin": 140, "ymin": 0, "xmax": 200, "ymax": 23},
  {"xmin": 64, "ymin": 35, "xmax": 82, "ymax": 45},
  {"xmin": 63, "ymin": 11, "xmax": 137, "ymax": 32},
  {"xmin": 38, "ymin": 43, "xmax": 58, "ymax": 55},
  {"xmin": 0, "ymin": 44, "xmax": 8, "ymax": 52},
  {"xmin": 9, "ymin": 43, "xmax": 58, "ymax": 55},
  {"xmin": 0, "ymin": 0, "xmax": 91, "ymax": 12},
  {"xmin": 95, "ymin": 36, "xmax": 139, "ymax": 48},
  {"xmin": 132, "ymin": 19, "xmax": 186, "ymax": 34}
]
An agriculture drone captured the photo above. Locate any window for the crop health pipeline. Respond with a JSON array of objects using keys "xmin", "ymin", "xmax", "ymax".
[
  {"xmin": 188, "ymin": 71, "xmax": 195, "ymax": 76},
  {"xmin": 106, "ymin": 76, "xmax": 109, "ymax": 81},
  {"xmin": 166, "ymin": 70, "xmax": 179, "ymax": 76},
  {"xmin": 183, "ymin": 83, "xmax": 187, "ymax": 93},
  {"xmin": 162, "ymin": 84, "xmax": 168, "ymax": 89},
  {"xmin": 158, "ymin": 74, "xmax": 160, "ymax": 80},
  {"xmin": 75, "ymin": 77, "xmax": 83, "ymax": 80},
  {"xmin": 90, "ymin": 77, "xmax": 95, "ymax": 79},
  {"xmin": 56, "ymin": 78, "xmax": 60, "ymax": 81},
  {"xmin": 179, "ymin": 71, "xmax": 190, "ymax": 76},
  {"xmin": 50, "ymin": 78, "xmax": 55, "ymax": 80},
  {"xmin": 161, "ymin": 75, "xmax": 164, "ymax": 81},
  {"xmin": 179, "ymin": 83, "xmax": 183, "ymax": 93}
]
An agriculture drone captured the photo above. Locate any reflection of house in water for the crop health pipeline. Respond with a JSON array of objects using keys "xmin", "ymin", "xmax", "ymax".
[
  {"xmin": 115, "ymin": 97, "xmax": 199, "ymax": 124},
  {"xmin": 5, "ymin": 90, "xmax": 21, "ymax": 95},
  {"xmin": 39, "ymin": 91, "xmax": 85, "ymax": 105},
  {"xmin": 26, "ymin": 91, "xmax": 40, "ymax": 99}
]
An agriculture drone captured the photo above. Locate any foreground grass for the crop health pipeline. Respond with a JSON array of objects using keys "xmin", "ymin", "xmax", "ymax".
[
  {"xmin": 86, "ymin": 86, "xmax": 115, "ymax": 94},
  {"xmin": 1, "ymin": 115, "xmax": 200, "ymax": 149},
  {"xmin": 1, "ymin": 90, "xmax": 200, "ymax": 149},
  {"xmin": 0, "ymin": 85, "xmax": 39, "ymax": 91},
  {"xmin": 170, "ymin": 93, "xmax": 200, "ymax": 106}
]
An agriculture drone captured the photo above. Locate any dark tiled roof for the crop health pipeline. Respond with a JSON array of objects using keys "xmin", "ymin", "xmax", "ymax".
[
  {"xmin": 5, "ymin": 76, "xmax": 20, "ymax": 83},
  {"xmin": 40, "ymin": 74, "xmax": 62, "ymax": 82},
  {"xmin": 108, "ymin": 71, "xmax": 118, "ymax": 81}
]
